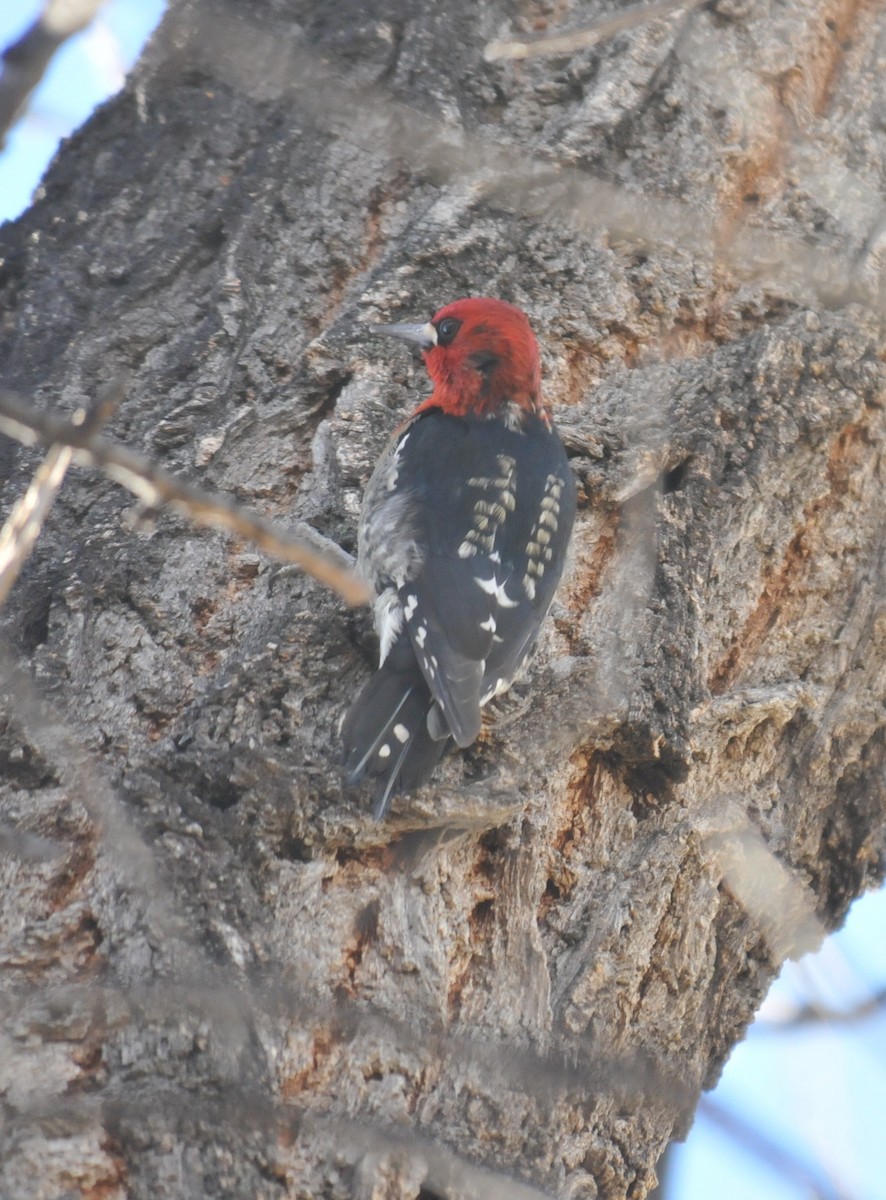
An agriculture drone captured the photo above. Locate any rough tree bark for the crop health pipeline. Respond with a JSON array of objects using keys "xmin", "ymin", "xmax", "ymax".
[{"xmin": 0, "ymin": 0, "xmax": 884, "ymax": 1197}]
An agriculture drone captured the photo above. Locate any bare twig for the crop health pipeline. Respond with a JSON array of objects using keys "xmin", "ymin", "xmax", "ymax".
[
  {"xmin": 699, "ymin": 1098, "xmax": 852, "ymax": 1200},
  {"xmin": 173, "ymin": 23, "xmax": 885, "ymax": 318},
  {"xmin": 0, "ymin": 5, "xmax": 882, "ymax": 1195},
  {"xmin": 307, "ymin": 1114, "xmax": 558, "ymax": 1200},
  {"xmin": 0, "ymin": 390, "xmax": 367, "ymax": 606},
  {"xmin": 485, "ymin": 0, "xmax": 706, "ymax": 61},
  {"xmin": 0, "ymin": 0, "xmax": 108, "ymax": 145},
  {"xmin": 0, "ymin": 967, "xmax": 696, "ymax": 1116},
  {"xmin": 0, "ymin": 1085, "xmax": 558, "ymax": 1200},
  {"xmin": 0, "ymin": 641, "xmax": 204, "ymax": 955},
  {"xmin": 0, "ymin": 382, "xmax": 121, "ymax": 606},
  {"xmin": 758, "ymin": 986, "xmax": 886, "ymax": 1030},
  {"xmin": 0, "ymin": 445, "xmax": 74, "ymax": 603},
  {"xmin": 701, "ymin": 820, "xmax": 824, "ymax": 961}
]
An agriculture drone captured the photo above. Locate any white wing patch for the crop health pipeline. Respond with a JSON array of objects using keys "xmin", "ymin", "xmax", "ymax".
[
  {"xmin": 481, "ymin": 677, "xmax": 511, "ymax": 705},
  {"xmin": 386, "ymin": 431, "xmax": 411, "ymax": 491},
  {"xmin": 374, "ymin": 588, "xmax": 404, "ymax": 666},
  {"xmin": 474, "ymin": 573, "xmax": 520, "ymax": 608}
]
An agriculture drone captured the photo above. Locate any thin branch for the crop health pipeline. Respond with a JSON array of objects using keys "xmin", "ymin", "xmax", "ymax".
[
  {"xmin": 0, "ymin": 822, "xmax": 62, "ymax": 862},
  {"xmin": 702, "ymin": 821, "xmax": 824, "ymax": 961},
  {"xmin": 0, "ymin": 970, "xmax": 697, "ymax": 1116},
  {"xmin": 699, "ymin": 1098, "xmax": 853, "ymax": 1200},
  {"xmin": 2, "ymin": 1086, "xmax": 558, "ymax": 1200},
  {"xmin": 0, "ymin": 0, "xmax": 107, "ymax": 146},
  {"xmin": 178, "ymin": 22, "xmax": 886, "ymax": 318},
  {"xmin": 0, "ymin": 389, "xmax": 368, "ymax": 606},
  {"xmin": 0, "ymin": 445, "xmax": 73, "ymax": 604},
  {"xmin": 0, "ymin": 640, "xmax": 214, "ymax": 955},
  {"xmin": 308, "ymin": 1114, "xmax": 558, "ymax": 1200},
  {"xmin": 757, "ymin": 987, "xmax": 886, "ymax": 1030},
  {"xmin": 485, "ymin": 0, "xmax": 706, "ymax": 62},
  {"xmin": 0, "ymin": 382, "xmax": 121, "ymax": 606}
]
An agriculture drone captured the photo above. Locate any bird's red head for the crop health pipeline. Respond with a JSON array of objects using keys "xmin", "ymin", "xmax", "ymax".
[{"xmin": 372, "ymin": 297, "xmax": 545, "ymax": 421}]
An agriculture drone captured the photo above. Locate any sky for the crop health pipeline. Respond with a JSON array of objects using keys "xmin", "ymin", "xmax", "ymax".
[
  {"xmin": 672, "ymin": 887, "xmax": 886, "ymax": 1200},
  {"xmin": 0, "ymin": 0, "xmax": 166, "ymax": 221},
  {"xmin": 1, "ymin": 5, "xmax": 885, "ymax": 1198}
]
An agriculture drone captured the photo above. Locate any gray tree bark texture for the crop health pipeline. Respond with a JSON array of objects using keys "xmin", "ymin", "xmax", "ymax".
[{"xmin": 1, "ymin": 0, "xmax": 884, "ymax": 1197}]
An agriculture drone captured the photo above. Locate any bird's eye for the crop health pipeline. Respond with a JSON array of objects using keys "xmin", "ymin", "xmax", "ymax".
[{"xmin": 436, "ymin": 318, "xmax": 461, "ymax": 345}]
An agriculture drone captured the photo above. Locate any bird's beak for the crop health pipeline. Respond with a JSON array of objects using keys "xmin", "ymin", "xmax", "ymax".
[{"xmin": 370, "ymin": 321, "xmax": 438, "ymax": 350}]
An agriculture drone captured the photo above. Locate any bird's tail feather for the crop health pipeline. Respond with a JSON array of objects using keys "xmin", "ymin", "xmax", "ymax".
[{"xmin": 342, "ymin": 663, "xmax": 449, "ymax": 818}]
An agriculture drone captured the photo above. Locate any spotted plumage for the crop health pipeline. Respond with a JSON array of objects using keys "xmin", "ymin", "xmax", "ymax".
[{"xmin": 342, "ymin": 298, "xmax": 576, "ymax": 817}]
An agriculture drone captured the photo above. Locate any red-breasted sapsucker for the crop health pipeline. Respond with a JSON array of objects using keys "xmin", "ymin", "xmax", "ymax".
[{"xmin": 342, "ymin": 297, "xmax": 576, "ymax": 817}]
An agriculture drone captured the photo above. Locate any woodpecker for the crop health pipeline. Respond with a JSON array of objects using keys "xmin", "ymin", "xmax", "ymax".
[{"xmin": 342, "ymin": 297, "xmax": 576, "ymax": 817}]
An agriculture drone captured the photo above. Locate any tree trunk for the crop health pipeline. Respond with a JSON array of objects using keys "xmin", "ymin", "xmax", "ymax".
[{"xmin": 1, "ymin": 0, "xmax": 884, "ymax": 1197}]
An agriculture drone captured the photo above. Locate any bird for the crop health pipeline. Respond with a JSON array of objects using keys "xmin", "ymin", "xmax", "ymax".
[{"xmin": 342, "ymin": 297, "xmax": 576, "ymax": 817}]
